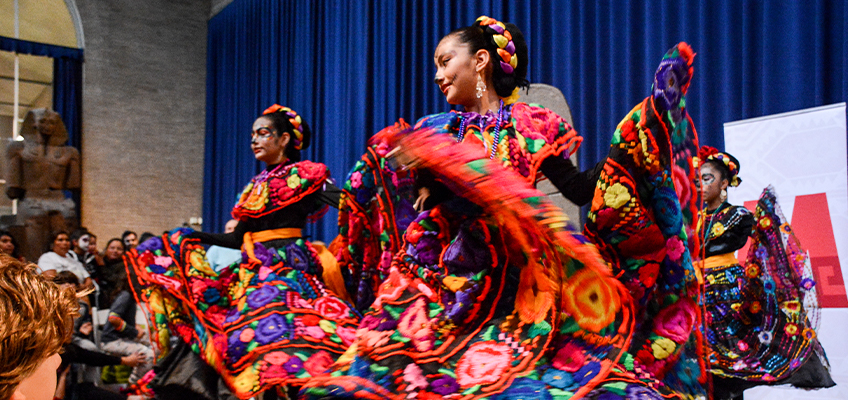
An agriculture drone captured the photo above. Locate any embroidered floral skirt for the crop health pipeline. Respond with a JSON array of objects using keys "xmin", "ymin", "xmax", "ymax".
[
  {"xmin": 703, "ymin": 259, "xmax": 832, "ymax": 385},
  {"xmin": 126, "ymin": 228, "xmax": 360, "ymax": 399},
  {"xmin": 301, "ymin": 200, "xmax": 632, "ymax": 399}
]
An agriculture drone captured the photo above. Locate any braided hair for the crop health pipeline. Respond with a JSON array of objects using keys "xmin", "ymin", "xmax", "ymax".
[
  {"xmin": 260, "ymin": 104, "xmax": 312, "ymax": 162},
  {"xmin": 448, "ymin": 16, "xmax": 529, "ymax": 101}
]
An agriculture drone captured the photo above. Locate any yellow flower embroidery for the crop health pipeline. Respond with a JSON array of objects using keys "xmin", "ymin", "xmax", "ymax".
[
  {"xmin": 603, "ymin": 183, "xmax": 631, "ymax": 209},
  {"xmin": 241, "ymin": 182, "xmax": 269, "ymax": 211},
  {"xmin": 232, "ymin": 366, "xmax": 259, "ymax": 394},
  {"xmin": 651, "ymin": 337, "xmax": 676, "ymax": 360},
  {"xmin": 188, "ymin": 249, "xmax": 215, "ymax": 276},
  {"xmin": 710, "ymin": 222, "xmax": 725, "ymax": 237},
  {"xmin": 319, "ymin": 319, "xmax": 337, "ymax": 334},
  {"xmin": 287, "ymin": 174, "xmax": 302, "ymax": 189}
]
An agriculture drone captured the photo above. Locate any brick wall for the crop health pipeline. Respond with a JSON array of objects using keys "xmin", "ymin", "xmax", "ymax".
[{"xmin": 76, "ymin": 0, "xmax": 208, "ymax": 242}]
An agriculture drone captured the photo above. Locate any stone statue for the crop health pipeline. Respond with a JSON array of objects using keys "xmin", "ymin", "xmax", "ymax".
[{"xmin": 5, "ymin": 108, "xmax": 80, "ymax": 261}]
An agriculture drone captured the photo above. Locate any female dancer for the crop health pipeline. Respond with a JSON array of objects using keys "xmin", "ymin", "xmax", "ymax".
[
  {"xmin": 126, "ymin": 105, "xmax": 359, "ymax": 399},
  {"xmin": 695, "ymin": 147, "xmax": 834, "ymax": 399},
  {"xmin": 303, "ymin": 16, "xmax": 633, "ymax": 399}
]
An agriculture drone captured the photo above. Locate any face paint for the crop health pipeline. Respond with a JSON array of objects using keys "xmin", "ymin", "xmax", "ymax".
[{"xmin": 78, "ymin": 234, "xmax": 90, "ymax": 249}]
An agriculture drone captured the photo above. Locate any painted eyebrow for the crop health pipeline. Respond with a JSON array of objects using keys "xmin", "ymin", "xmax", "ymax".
[{"xmin": 434, "ymin": 50, "xmax": 456, "ymax": 64}]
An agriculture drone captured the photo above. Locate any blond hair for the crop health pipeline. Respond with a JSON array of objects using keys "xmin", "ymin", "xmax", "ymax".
[{"xmin": 0, "ymin": 255, "xmax": 78, "ymax": 400}]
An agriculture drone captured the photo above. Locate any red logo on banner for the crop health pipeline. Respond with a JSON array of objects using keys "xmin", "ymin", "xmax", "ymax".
[{"xmin": 740, "ymin": 193, "xmax": 848, "ymax": 308}]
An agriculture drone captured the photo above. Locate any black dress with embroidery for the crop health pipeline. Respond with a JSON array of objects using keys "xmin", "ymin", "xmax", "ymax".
[{"xmin": 699, "ymin": 192, "xmax": 835, "ymax": 399}]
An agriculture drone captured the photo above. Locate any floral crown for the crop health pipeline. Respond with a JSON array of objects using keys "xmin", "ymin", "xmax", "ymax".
[
  {"xmin": 262, "ymin": 104, "xmax": 305, "ymax": 150},
  {"xmin": 474, "ymin": 16, "xmax": 521, "ymax": 104},
  {"xmin": 697, "ymin": 145, "xmax": 741, "ymax": 187}
]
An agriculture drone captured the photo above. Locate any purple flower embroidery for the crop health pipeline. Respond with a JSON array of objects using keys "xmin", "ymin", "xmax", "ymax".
[
  {"xmin": 285, "ymin": 243, "xmax": 310, "ymax": 271},
  {"xmin": 148, "ymin": 264, "xmax": 167, "ymax": 274},
  {"xmin": 443, "ymin": 226, "xmax": 491, "ymax": 275},
  {"xmin": 574, "ymin": 361, "xmax": 601, "ymax": 386},
  {"xmin": 247, "ymin": 285, "xmax": 282, "ymax": 309},
  {"xmin": 227, "ymin": 329, "xmax": 248, "ymax": 363},
  {"xmin": 137, "ymin": 237, "xmax": 164, "ymax": 253},
  {"xmin": 431, "ymin": 375, "xmax": 459, "ymax": 395},
  {"xmin": 283, "ymin": 356, "xmax": 304, "ymax": 374},
  {"xmin": 394, "ymin": 199, "xmax": 417, "ymax": 232},
  {"xmin": 652, "ymin": 56, "xmax": 689, "ymax": 114},
  {"xmin": 225, "ymin": 307, "xmax": 241, "ymax": 323},
  {"xmin": 355, "ymin": 187, "xmax": 374, "ymax": 205},
  {"xmin": 252, "ymin": 242, "xmax": 276, "ymax": 267},
  {"xmin": 254, "ymin": 314, "xmax": 290, "ymax": 345},
  {"xmin": 410, "ymin": 233, "xmax": 441, "ymax": 266}
]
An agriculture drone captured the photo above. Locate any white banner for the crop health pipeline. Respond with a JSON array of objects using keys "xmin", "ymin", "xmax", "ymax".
[{"xmin": 724, "ymin": 103, "xmax": 847, "ymax": 399}]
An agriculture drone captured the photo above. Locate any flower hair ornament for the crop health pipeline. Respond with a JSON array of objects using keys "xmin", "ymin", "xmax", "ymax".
[
  {"xmin": 262, "ymin": 104, "xmax": 305, "ymax": 150},
  {"xmin": 474, "ymin": 16, "xmax": 521, "ymax": 104},
  {"xmin": 697, "ymin": 145, "xmax": 742, "ymax": 187}
]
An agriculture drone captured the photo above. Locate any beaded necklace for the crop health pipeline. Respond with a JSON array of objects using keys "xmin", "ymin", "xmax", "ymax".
[{"xmin": 455, "ymin": 99, "xmax": 505, "ymax": 160}]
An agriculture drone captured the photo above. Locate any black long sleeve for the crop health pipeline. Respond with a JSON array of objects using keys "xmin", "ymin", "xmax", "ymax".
[
  {"xmin": 61, "ymin": 342, "xmax": 123, "ymax": 367},
  {"xmin": 540, "ymin": 155, "xmax": 605, "ymax": 207},
  {"xmin": 189, "ymin": 181, "xmax": 343, "ymax": 249},
  {"xmin": 189, "ymin": 221, "xmax": 247, "ymax": 249},
  {"xmin": 318, "ymin": 182, "xmax": 343, "ymax": 208}
]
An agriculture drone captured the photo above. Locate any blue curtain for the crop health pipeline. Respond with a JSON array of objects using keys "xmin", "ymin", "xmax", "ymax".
[
  {"xmin": 53, "ymin": 57, "xmax": 84, "ymax": 150},
  {"xmin": 205, "ymin": 0, "xmax": 848, "ymax": 240},
  {"xmin": 0, "ymin": 36, "xmax": 84, "ymax": 149}
]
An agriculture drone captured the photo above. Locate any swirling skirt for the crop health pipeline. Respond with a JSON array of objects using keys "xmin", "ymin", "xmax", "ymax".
[{"xmin": 126, "ymin": 229, "xmax": 360, "ymax": 399}]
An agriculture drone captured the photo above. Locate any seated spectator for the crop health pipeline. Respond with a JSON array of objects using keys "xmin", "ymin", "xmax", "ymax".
[
  {"xmin": 96, "ymin": 238, "xmax": 127, "ymax": 307},
  {"xmin": 0, "ymin": 230, "xmax": 24, "ymax": 262},
  {"xmin": 38, "ymin": 231, "xmax": 92, "ymax": 289},
  {"xmin": 70, "ymin": 228, "xmax": 105, "ymax": 278},
  {"xmin": 0, "ymin": 254, "xmax": 77, "ymax": 400},
  {"xmin": 206, "ymin": 219, "xmax": 242, "ymax": 272},
  {"xmin": 100, "ymin": 278, "xmax": 154, "ymax": 385},
  {"xmin": 121, "ymin": 231, "xmax": 138, "ymax": 251}
]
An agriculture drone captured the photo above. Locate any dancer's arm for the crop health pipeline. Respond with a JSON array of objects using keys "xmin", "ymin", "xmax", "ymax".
[
  {"xmin": 316, "ymin": 181, "xmax": 343, "ymax": 208},
  {"xmin": 187, "ymin": 221, "xmax": 247, "ymax": 249},
  {"xmin": 539, "ymin": 155, "xmax": 605, "ymax": 207}
]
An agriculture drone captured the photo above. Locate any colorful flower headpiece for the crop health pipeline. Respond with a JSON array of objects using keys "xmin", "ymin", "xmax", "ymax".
[
  {"xmin": 474, "ymin": 16, "xmax": 521, "ymax": 104},
  {"xmin": 263, "ymin": 104, "xmax": 305, "ymax": 150},
  {"xmin": 697, "ymin": 145, "xmax": 742, "ymax": 187}
]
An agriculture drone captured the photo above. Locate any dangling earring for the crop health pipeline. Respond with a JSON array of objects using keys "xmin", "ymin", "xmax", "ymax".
[
  {"xmin": 476, "ymin": 74, "xmax": 487, "ymax": 98},
  {"xmin": 720, "ymin": 189, "xmax": 727, "ymax": 202}
]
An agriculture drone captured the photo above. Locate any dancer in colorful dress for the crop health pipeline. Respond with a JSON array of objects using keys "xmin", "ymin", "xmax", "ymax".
[
  {"xmin": 126, "ymin": 105, "xmax": 359, "ymax": 399},
  {"xmin": 581, "ymin": 42, "xmax": 707, "ymax": 399},
  {"xmin": 695, "ymin": 147, "xmax": 834, "ymax": 399},
  {"xmin": 303, "ymin": 16, "xmax": 634, "ymax": 399}
]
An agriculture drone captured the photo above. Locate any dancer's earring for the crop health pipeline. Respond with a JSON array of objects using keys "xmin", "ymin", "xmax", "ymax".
[
  {"xmin": 476, "ymin": 74, "xmax": 487, "ymax": 98},
  {"xmin": 720, "ymin": 189, "xmax": 727, "ymax": 202}
]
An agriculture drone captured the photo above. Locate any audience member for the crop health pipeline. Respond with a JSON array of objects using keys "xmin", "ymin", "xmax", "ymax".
[
  {"xmin": 0, "ymin": 230, "xmax": 23, "ymax": 262},
  {"xmin": 100, "ymin": 278, "xmax": 154, "ymax": 385},
  {"xmin": 38, "ymin": 231, "xmax": 92, "ymax": 289},
  {"xmin": 0, "ymin": 254, "xmax": 77, "ymax": 400},
  {"xmin": 52, "ymin": 272, "xmax": 143, "ymax": 400},
  {"xmin": 96, "ymin": 238, "xmax": 127, "ymax": 307},
  {"xmin": 121, "ymin": 231, "xmax": 138, "ymax": 250},
  {"xmin": 70, "ymin": 228, "xmax": 105, "ymax": 278}
]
